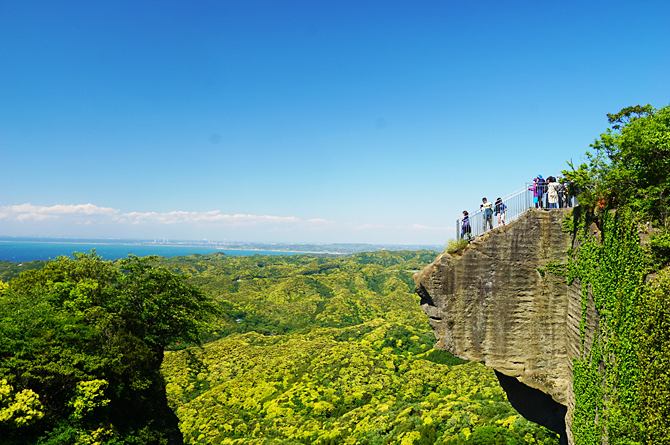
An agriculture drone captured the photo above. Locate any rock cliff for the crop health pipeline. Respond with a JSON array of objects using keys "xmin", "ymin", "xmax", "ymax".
[{"xmin": 415, "ymin": 208, "xmax": 591, "ymax": 445}]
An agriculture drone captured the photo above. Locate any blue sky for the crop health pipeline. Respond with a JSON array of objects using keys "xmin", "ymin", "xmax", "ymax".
[{"xmin": 1, "ymin": 0, "xmax": 669, "ymax": 244}]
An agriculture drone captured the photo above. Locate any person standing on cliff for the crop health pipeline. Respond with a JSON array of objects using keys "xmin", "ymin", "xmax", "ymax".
[
  {"xmin": 494, "ymin": 197, "xmax": 506, "ymax": 226},
  {"xmin": 537, "ymin": 175, "xmax": 546, "ymax": 208},
  {"xmin": 529, "ymin": 177, "xmax": 542, "ymax": 209},
  {"xmin": 547, "ymin": 176, "xmax": 560, "ymax": 209},
  {"xmin": 565, "ymin": 178, "xmax": 576, "ymax": 207},
  {"xmin": 557, "ymin": 174, "xmax": 565, "ymax": 207},
  {"xmin": 461, "ymin": 210, "xmax": 472, "ymax": 240},
  {"xmin": 481, "ymin": 197, "xmax": 494, "ymax": 231}
]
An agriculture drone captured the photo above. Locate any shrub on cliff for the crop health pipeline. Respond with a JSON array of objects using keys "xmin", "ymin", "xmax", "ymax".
[{"xmin": 446, "ymin": 238, "xmax": 468, "ymax": 254}]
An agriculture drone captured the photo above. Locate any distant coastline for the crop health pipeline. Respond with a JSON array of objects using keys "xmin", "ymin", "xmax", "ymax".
[
  {"xmin": 0, "ymin": 237, "xmax": 441, "ymax": 254},
  {"xmin": 215, "ymin": 247, "xmax": 345, "ymax": 255},
  {"xmin": 0, "ymin": 238, "xmax": 441, "ymax": 263}
]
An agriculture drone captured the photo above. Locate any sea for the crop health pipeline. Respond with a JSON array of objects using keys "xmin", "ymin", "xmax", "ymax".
[{"xmin": 0, "ymin": 241, "xmax": 304, "ymax": 263}]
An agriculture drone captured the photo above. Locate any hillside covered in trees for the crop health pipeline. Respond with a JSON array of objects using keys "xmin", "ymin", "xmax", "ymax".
[
  {"xmin": 0, "ymin": 250, "xmax": 560, "ymax": 444},
  {"xmin": 156, "ymin": 251, "xmax": 560, "ymax": 444}
]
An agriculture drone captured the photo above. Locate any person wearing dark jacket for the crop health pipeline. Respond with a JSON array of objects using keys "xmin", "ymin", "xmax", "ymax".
[
  {"xmin": 461, "ymin": 210, "xmax": 471, "ymax": 240},
  {"xmin": 494, "ymin": 197, "xmax": 507, "ymax": 226},
  {"xmin": 537, "ymin": 175, "xmax": 546, "ymax": 208}
]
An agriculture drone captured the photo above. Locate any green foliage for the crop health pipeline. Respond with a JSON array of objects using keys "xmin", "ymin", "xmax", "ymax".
[
  {"xmin": 564, "ymin": 104, "xmax": 670, "ymax": 225},
  {"xmin": 446, "ymin": 239, "xmax": 468, "ymax": 255},
  {"xmin": 567, "ymin": 209, "xmax": 646, "ymax": 444},
  {"xmin": 0, "ymin": 249, "xmax": 563, "ymax": 444},
  {"xmin": 571, "ymin": 347, "xmax": 604, "ymax": 445},
  {"xmin": 0, "ymin": 252, "xmax": 219, "ymax": 444},
  {"xmin": 162, "ymin": 320, "xmax": 559, "ymax": 445},
  {"xmin": 645, "ymin": 229, "xmax": 670, "ymax": 268},
  {"xmin": 154, "ymin": 250, "xmax": 556, "ymax": 444},
  {"xmin": 561, "ymin": 104, "xmax": 670, "ymax": 443},
  {"xmin": 606, "ymin": 105, "xmax": 654, "ymax": 131},
  {"xmin": 463, "ymin": 422, "xmax": 556, "ymax": 445},
  {"xmin": 0, "ymin": 259, "xmax": 48, "ymax": 283},
  {"xmin": 566, "ymin": 206, "xmax": 670, "ymax": 443},
  {"xmin": 0, "ymin": 379, "xmax": 44, "ymax": 427},
  {"xmin": 69, "ymin": 379, "xmax": 110, "ymax": 420},
  {"xmin": 154, "ymin": 250, "xmax": 438, "ymax": 342},
  {"xmin": 636, "ymin": 269, "xmax": 670, "ymax": 444},
  {"xmin": 422, "ymin": 349, "xmax": 469, "ymax": 367}
]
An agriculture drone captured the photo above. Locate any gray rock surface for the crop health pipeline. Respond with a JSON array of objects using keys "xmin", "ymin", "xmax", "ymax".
[{"xmin": 415, "ymin": 208, "xmax": 592, "ymax": 444}]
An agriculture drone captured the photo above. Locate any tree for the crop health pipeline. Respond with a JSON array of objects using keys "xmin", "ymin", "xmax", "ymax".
[
  {"xmin": 606, "ymin": 104, "xmax": 654, "ymax": 131},
  {"xmin": 564, "ymin": 104, "xmax": 670, "ymax": 224},
  {"xmin": 0, "ymin": 252, "xmax": 220, "ymax": 444}
]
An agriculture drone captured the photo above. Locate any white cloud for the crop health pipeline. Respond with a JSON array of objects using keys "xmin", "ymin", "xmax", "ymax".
[
  {"xmin": 10, "ymin": 203, "xmax": 119, "ymax": 216},
  {"xmin": 118, "ymin": 210, "xmax": 301, "ymax": 226},
  {"xmin": 16, "ymin": 213, "xmax": 56, "ymax": 221},
  {"xmin": 0, "ymin": 203, "xmax": 306, "ymax": 228},
  {"xmin": 1, "ymin": 203, "xmax": 118, "ymax": 222},
  {"xmin": 0, "ymin": 201, "xmax": 453, "ymax": 244}
]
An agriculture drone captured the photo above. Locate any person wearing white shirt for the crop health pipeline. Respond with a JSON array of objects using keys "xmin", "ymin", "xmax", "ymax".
[{"xmin": 481, "ymin": 197, "xmax": 493, "ymax": 231}]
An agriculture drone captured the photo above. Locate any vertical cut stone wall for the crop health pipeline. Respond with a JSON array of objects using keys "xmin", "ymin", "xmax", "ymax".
[{"xmin": 415, "ymin": 208, "xmax": 594, "ymax": 444}]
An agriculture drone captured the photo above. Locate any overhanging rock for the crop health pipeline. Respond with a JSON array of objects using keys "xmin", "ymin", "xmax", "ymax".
[{"xmin": 415, "ymin": 208, "xmax": 586, "ymax": 444}]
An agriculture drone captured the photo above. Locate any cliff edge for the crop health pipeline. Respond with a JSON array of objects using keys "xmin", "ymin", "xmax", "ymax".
[{"xmin": 415, "ymin": 208, "xmax": 590, "ymax": 445}]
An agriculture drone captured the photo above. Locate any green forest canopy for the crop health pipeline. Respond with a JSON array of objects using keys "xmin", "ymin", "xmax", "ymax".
[
  {"xmin": 0, "ymin": 250, "xmax": 561, "ymax": 444},
  {"xmin": 0, "ymin": 253, "xmax": 219, "ymax": 444}
]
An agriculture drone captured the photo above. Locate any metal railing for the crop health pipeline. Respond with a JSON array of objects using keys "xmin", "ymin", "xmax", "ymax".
[{"xmin": 456, "ymin": 183, "xmax": 577, "ymax": 240}]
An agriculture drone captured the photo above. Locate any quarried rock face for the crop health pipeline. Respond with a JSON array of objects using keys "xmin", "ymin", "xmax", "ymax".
[{"xmin": 415, "ymin": 208, "xmax": 581, "ymax": 444}]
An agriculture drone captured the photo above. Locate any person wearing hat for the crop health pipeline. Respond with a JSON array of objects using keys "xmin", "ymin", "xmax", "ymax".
[{"xmin": 529, "ymin": 177, "xmax": 543, "ymax": 209}]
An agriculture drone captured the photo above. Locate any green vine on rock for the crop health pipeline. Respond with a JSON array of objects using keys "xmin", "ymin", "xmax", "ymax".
[
  {"xmin": 572, "ymin": 338, "xmax": 604, "ymax": 445},
  {"xmin": 568, "ymin": 208, "xmax": 646, "ymax": 445},
  {"xmin": 562, "ymin": 103, "xmax": 670, "ymax": 444}
]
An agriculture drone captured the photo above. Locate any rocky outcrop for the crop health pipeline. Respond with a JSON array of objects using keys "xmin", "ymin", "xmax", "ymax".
[{"xmin": 415, "ymin": 208, "xmax": 591, "ymax": 445}]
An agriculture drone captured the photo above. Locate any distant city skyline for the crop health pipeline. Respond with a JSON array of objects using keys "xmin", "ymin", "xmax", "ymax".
[{"xmin": 1, "ymin": 1, "xmax": 669, "ymax": 244}]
